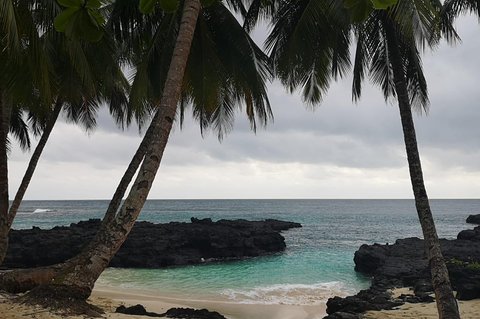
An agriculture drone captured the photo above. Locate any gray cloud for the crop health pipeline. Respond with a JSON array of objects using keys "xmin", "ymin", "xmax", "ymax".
[{"xmin": 7, "ymin": 15, "xmax": 480, "ymax": 199}]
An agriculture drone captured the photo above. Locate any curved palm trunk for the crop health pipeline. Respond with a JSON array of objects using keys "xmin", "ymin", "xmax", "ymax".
[
  {"xmin": 28, "ymin": 0, "xmax": 202, "ymax": 301},
  {"xmin": 6, "ymin": 100, "xmax": 62, "ymax": 231},
  {"xmin": 101, "ymin": 121, "xmax": 156, "ymax": 226},
  {"xmin": 388, "ymin": 29, "xmax": 460, "ymax": 319},
  {"xmin": 0, "ymin": 93, "xmax": 11, "ymax": 264},
  {"xmin": 0, "ymin": 113, "xmax": 157, "ymax": 292}
]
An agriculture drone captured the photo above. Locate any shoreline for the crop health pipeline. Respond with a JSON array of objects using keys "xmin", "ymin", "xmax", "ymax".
[
  {"xmin": 0, "ymin": 286, "xmax": 328, "ymax": 319},
  {"xmin": 2, "ymin": 286, "xmax": 480, "ymax": 319},
  {"xmin": 363, "ymin": 288, "xmax": 480, "ymax": 319},
  {"xmin": 92, "ymin": 286, "xmax": 328, "ymax": 319}
]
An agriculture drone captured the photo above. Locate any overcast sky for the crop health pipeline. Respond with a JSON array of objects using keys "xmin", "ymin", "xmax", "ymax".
[{"xmin": 8, "ymin": 15, "xmax": 480, "ymax": 200}]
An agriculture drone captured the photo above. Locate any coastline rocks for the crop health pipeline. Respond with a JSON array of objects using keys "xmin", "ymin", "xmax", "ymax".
[
  {"xmin": 163, "ymin": 308, "xmax": 227, "ymax": 319},
  {"xmin": 3, "ymin": 218, "xmax": 301, "ymax": 269},
  {"xmin": 324, "ymin": 278, "xmax": 404, "ymax": 317},
  {"xmin": 323, "ymin": 312, "xmax": 360, "ymax": 319},
  {"xmin": 115, "ymin": 305, "xmax": 227, "ymax": 319},
  {"xmin": 116, "ymin": 304, "xmax": 162, "ymax": 317},
  {"xmin": 457, "ymin": 226, "xmax": 480, "ymax": 241},
  {"xmin": 325, "ymin": 215, "xmax": 480, "ymax": 318},
  {"xmin": 466, "ymin": 214, "xmax": 480, "ymax": 225},
  {"xmin": 353, "ymin": 237, "xmax": 480, "ymax": 300}
]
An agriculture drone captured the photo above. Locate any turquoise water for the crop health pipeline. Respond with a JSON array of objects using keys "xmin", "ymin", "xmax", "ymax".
[{"xmin": 12, "ymin": 199, "xmax": 480, "ymax": 304}]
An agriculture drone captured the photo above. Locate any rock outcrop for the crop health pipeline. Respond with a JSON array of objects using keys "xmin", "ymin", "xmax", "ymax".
[
  {"xmin": 324, "ymin": 215, "xmax": 480, "ymax": 318},
  {"xmin": 2, "ymin": 218, "xmax": 301, "ymax": 269},
  {"xmin": 115, "ymin": 305, "xmax": 227, "ymax": 319},
  {"xmin": 354, "ymin": 237, "xmax": 480, "ymax": 289},
  {"xmin": 466, "ymin": 214, "xmax": 480, "ymax": 225},
  {"xmin": 458, "ymin": 226, "xmax": 480, "ymax": 241}
]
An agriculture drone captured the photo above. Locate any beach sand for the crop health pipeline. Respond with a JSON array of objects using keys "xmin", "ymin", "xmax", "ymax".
[
  {"xmin": 364, "ymin": 288, "xmax": 480, "ymax": 319},
  {"xmin": 2, "ymin": 286, "xmax": 479, "ymax": 319},
  {"xmin": 0, "ymin": 287, "xmax": 327, "ymax": 319}
]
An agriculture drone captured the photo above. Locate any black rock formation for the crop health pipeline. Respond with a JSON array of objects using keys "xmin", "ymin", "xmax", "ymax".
[
  {"xmin": 116, "ymin": 304, "xmax": 162, "ymax": 317},
  {"xmin": 3, "ymin": 218, "xmax": 301, "ymax": 269},
  {"xmin": 353, "ymin": 238, "xmax": 480, "ymax": 302},
  {"xmin": 466, "ymin": 214, "xmax": 480, "ymax": 225},
  {"xmin": 115, "ymin": 305, "xmax": 227, "ymax": 319},
  {"xmin": 163, "ymin": 308, "xmax": 227, "ymax": 319},
  {"xmin": 324, "ymin": 215, "xmax": 480, "ymax": 318},
  {"xmin": 458, "ymin": 226, "xmax": 480, "ymax": 241}
]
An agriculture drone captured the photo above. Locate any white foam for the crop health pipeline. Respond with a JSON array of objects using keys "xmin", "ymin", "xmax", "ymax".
[
  {"xmin": 221, "ymin": 281, "xmax": 353, "ymax": 305},
  {"xmin": 32, "ymin": 208, "xmax": 54, "ymax": 214}
]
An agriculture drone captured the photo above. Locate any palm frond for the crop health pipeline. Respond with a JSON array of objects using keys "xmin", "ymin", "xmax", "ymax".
[
  {"xmin": 9, "ymin": 106, "xmax": 30, "ymax": 151},
  {"xmin": 266, "ymin": 0, "xmax": 351, "ymax": 105}
]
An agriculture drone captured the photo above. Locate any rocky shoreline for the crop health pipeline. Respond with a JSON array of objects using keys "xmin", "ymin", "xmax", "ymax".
[
  {"xmin": 324, "ymin": 214, "xmax": 480, "ymax": 319},
  {"xmin": 2, "ymin": 218, "xmax": 301, "ymax": 269}
]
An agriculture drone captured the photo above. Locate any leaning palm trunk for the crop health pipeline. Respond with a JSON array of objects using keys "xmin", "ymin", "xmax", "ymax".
[
  {"xmin": 0, "ymin": 99, "xmax": 62, "ymax": 266},
  {"xmin": 0, "ymin": 93, "xmax": 11, "ymax": 264},
  {"xmin": 0, "ymin": 122, "xmax": 155, "ymax": 292},
  {"xmin": 6, "ymin": 100, "xmax": 62, "ymax": 231},
  {"xmin": 388, "ymin": 27, "xmax": 460, "ymax": 319},
  {"xmin": 101, "ymin": 120, "xmax": 156, "ymax": 226},
  {"xmin": 0, "ymin": 107, "xmax": 157, "ymax": 292},
  {"xmin": 26, "ymin": 0, "xmax": 202, "ymax": 301}
]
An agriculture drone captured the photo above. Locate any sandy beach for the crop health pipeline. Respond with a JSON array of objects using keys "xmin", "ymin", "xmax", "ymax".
[
  {"xmin": 364, "ymin": 288, "xmax": 480, "ymax": 319},
  {"xmin": 1, "ymin": 286, "xmax": 480, "ymax": 318},
  {"xmin": 0, "ymin": 286, "xmax": 327, "ymax": 319}
]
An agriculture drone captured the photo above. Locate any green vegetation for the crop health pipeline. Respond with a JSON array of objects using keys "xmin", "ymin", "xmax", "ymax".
[{"xmin": 449, "ymin": 258, "xmax": 480, "ymax": 271}]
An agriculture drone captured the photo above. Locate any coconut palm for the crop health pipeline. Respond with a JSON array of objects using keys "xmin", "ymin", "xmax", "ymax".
[
  {"xmin": 0, "ymin": 0, "xmax": 56, "ymax": 263},
  {"xmin": 264, "ymin": 0, "xmax": 459, "ymax": 318},
  {"xmin": 351, "ymin": 4, "xmax": 460, "ymax": 318},
  {"xmin": 18, "ymin": 0, "xmax": 272, "ymax": 305},
  {"xmin": 0, "ymin": 0, "xmax": 131, "ymax": 265}
]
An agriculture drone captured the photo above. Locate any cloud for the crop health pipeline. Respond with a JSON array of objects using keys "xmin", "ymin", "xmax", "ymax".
[{"xmin": 7, "ymin": 16, "xmax": 480, "ymax": 200}]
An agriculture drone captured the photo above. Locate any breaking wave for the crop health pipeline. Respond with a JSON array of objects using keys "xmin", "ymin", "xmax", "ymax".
[{"xmin": 221, "ymin": 281, "xmax": 353, "ymax": 305}]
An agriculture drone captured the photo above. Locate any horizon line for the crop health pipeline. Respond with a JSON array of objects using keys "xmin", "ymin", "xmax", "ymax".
[{"xmin": 16, "ymin": 197, "xmax": 479, "ymax": 201}]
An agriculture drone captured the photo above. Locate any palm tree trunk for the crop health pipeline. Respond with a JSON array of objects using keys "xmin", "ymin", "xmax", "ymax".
[
  {"xmin": 0, "ymin": 109, "xmax": 156, "ymax": 290},
  {"xmin": 101, "ymin": 121, "xmax": 155, "ymax": 226},
  {"xmin": 27, "ymin": 0, "xmax": 202, "ymax": 302},
  {"xmin": 388, "ymin": 27, "xmax": 460, "ymax": 319},
  {"xmin": 0, "ymin": 92, "xmax": 11, "ymax": 265},
  {"xmin": 6, "ymin": 100, "xmax": 63, "ymax": 231}
]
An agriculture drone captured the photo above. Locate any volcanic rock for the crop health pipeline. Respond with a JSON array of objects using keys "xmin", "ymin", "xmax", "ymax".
[
  {"xmin": 3, "ymin": 218, "xmax": 301, "ymax": 269},
  {"xmin": 325, "ymin": 216, "xmax": 480, "ymax": 318},
  {"xmin": 466, "ymin": 214, "xmax": 480, "ymax": 225}
]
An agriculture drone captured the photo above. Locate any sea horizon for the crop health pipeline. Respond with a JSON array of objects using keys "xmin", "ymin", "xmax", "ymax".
[{"xmin": 13, "ymin": 197, "xmax": 480, "ymax": 201}]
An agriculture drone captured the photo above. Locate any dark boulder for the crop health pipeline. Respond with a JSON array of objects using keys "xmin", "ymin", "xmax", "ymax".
[
  {"xmin": 458, "ymin": 226, "xmax": 480, "ymax": 241},
  {"xmin": 467, "ymin": 214, "xmax": 480, "ymax": 225},
  {"xmin": 116, "ymin": 304, "xmax": 162, "ymax": 317},
  {"xmin": 3, "ymin": 218, "xmax": 301, "ymax": 269},
  {"xmin": 325, "ymin": 283, "xmax": 404, "ymax": 316},
  {"xmin": 323, "ymin": 312, "xmax": 360, "ymax": 319},
  {"xmin": 413, "ymin": 279, "xmax": 433, "ymax": 297},
  {"xmin": 115, "ymin": 305, "xmax": 227, "ymax": 319},
  {"xmin": 164, "ymin": 308, "xmax": 226, "ymax": 319}
]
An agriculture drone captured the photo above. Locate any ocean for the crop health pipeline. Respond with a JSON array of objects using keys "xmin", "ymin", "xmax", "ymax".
[{"xmin": 12, "ymin": 199, "xmax": 480, "ymax": 305}]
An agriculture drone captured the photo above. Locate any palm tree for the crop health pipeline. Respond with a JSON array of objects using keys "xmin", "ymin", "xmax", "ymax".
[
  {"xmin": 0, "ymin": 0, "xmax": 50, "ymax": 261},
  {"xmin": 0, "ymin": 0, "xmax": 132, "ymax": 265},
  {"xmin": 264, "ymin": 0, "xmax": 459, "ymax": 318},
  {"xmin": 351, "ymin": 4, "xmax": 460, "ymax": 318},
  {"xmin": 19, "ymin": 0, "xmax": 272, "ymax": 305}
]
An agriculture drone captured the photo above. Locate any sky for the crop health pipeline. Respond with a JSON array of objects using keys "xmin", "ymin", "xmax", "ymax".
[{"xmin": 8, "ymin": 14, "xmax": 480, "ymax": 200}]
